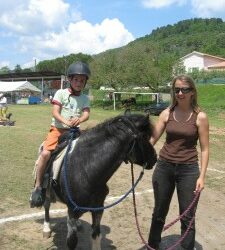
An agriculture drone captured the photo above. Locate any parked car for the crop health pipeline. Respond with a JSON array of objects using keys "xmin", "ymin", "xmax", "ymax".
[{"xmin": 144, "ymin": 102, "xmax": 169, "ymax": 115}]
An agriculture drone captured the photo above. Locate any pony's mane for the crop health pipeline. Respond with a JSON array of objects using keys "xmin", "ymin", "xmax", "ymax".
[
  {"xmin": 80, "ymin": 113, "xmax": 152, "ymax": 144},
  {"xmin": 79, "ymin": 115, "xmax": 123, "ymax": 143}
]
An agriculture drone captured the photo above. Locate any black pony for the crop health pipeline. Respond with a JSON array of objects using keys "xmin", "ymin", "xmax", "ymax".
[{"xmin": 42, "ymin": 112, "xmax": 157, "ymax": 249}]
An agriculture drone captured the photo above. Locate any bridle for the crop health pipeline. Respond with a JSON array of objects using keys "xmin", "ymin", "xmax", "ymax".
[{"xmin": 117, "ymin": 117, "xmax": 150, "ymax": 169}]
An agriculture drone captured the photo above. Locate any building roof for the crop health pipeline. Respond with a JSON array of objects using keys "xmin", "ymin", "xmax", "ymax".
[
  {"xmin": 0, "ymin": 71, "xmax": 64, "ymax": 81},
  {"xmin": 180, "ymin": 51, "xmax": 225, "ymax": 62},
  {"xmin": 208, "ymin": 61, "xmax": 225, "ymax": 69}
]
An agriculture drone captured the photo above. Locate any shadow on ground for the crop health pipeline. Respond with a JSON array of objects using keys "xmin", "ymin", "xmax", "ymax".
[
  {"xmin": 37, "ymin": 216, "xmax": 116, "ymax": 249},
  {"xmin": 138, "ymin": 234, "xmax": 203, "ymax": 250}
]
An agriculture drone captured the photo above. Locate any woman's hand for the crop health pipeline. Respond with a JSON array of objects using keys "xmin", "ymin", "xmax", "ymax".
[{"xmin": 195, "ymin": 177, "xmax": 204, "ymax": 192}]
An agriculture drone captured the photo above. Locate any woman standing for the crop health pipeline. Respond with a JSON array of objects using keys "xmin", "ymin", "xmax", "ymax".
[{"xmin": 148, "ymin": 75, "xmax": 209, "ymax": 250}]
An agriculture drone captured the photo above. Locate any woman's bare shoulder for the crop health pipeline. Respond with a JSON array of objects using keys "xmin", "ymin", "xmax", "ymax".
[
  {"xmin": 159, "ymin": 108, "xmax": 170, "ymax": 122},
  {"xmin": 197, "ymin": 111, "xmax": 208, "ymax": 126}
]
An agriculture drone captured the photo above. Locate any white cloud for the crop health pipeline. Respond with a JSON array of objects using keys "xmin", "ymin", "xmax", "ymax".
[
  {"xmin": 0, "ymin": 0, "xmax": 134, "ymax": 68},
  {"xmin": 142, "ymin": 0, "xmax": 186, "ymax": 9},
  {"xmin": 19, "ymin": 18, "xmax": 134, "ymax": 58},
  {"xmin": 0, "ymin": 61, "xmax": 10, "ymax": 68},
  {"xmin": 141, "ymin": 0, "xmax": 225, "ymax": 17},
  {"xmin": 0, "ymin": 0, "xmax": 79, "ymax": 34},
  {"xmin": 22, "ymin": 57, "xmax": 40, "ymax": 69},
  {"xmin": 191, "ymin": 0, "xmax": 225, "ymax": 17}
]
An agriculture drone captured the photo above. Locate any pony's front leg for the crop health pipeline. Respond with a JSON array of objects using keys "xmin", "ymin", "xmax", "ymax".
[
  {"xmin": 43, "ymin": 196, "xmax": 51, "ymax": 238},
  {"xmin": 91, "ymin": 210, "xmax": 103, "ymax": 250},
  {"xmin": 66, "ymin": 208, "xmax": 82, "ymax": 250}
]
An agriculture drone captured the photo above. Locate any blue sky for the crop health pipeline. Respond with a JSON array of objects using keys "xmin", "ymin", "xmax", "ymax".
[{"xmin": 1, "ymin": 0, "xmax": 225, "ymax": 70}]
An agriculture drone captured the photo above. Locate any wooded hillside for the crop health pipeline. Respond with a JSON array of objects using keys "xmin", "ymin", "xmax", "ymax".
[{"xmin": 9, "ymin": 18, "xmax": 225, "ymax": 90}]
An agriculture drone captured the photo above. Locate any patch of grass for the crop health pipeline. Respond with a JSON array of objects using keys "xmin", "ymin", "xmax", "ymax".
[{"xmin": 198, "ymin": 84, "xmax": 225, "ymax": 109}]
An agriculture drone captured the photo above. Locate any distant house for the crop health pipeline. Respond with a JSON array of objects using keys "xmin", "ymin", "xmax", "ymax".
[{"xmin": 180, "ymin": 51, "xmax": 225, "ymax": 72}]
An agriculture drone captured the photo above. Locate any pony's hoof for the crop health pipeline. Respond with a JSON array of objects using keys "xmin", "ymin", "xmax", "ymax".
[
  {"xmin": 67, "ymin": 234, "xmax": 78, "ymax": 250},
  {"xmin": 43, "ymin": 231, "xmax": 51, "ymax": 238}
]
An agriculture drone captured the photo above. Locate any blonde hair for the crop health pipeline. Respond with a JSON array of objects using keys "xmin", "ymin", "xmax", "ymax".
[{"xmin": 170, "ymin": 74, "xmax": 200, "ymax": 113}]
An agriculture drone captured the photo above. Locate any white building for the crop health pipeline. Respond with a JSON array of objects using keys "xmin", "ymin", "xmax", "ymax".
[{"xmin": 180, "ymin": 51, "xmax": 225, "ymax": 72}]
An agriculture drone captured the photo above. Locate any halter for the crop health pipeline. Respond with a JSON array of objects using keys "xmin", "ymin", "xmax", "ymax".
[
  {"xmin": 118, "ymin": 117, "xmax": 150, "ymax": 169},
  {"xmin": 62, "ymin": 117, "xmax": 149, "ymax": 212}
]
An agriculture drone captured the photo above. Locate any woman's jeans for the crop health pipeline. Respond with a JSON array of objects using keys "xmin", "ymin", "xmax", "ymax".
[{"xmin": 148, "ymin": 159, "xmax": 200, "ymax": 250}]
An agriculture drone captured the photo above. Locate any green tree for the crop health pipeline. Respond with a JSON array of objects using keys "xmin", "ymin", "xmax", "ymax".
[
  {"xmin": 14, "ymin": 64, "xmax": 22, "ymax": 73},
  {"xmin": 0, "ymin": 66, "xmax": 10, "ymax": 73},
  {"xmin": 173, "ymin": 60, "xmax": 186, "ymax": 75}
]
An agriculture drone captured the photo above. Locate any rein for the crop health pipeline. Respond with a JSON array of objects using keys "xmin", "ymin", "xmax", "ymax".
[
  {"xmin": 131, "ymin": 164, "xmax": 201, "ymax": 250},
  {"xmin": 118, "ymin": 117, "xmax": 150, "ymax": 168},
  {"xmin": 62, "ymin": 127, "xmax": 144, "ymax": 212}
]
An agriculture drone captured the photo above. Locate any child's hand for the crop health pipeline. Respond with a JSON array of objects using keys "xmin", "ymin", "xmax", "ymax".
[
  {"xmin": 64, "ymin": 119, "xmax": 73, "ymax": 127},
  {"xmin": 69, "ymin": 117, "xmax": 80, "ymax": 127}
]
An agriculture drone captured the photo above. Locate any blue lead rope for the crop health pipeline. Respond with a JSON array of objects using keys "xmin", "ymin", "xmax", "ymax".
[{"xmin": 62, "ymin": 128, "xmax": 144, "ymax": 212}]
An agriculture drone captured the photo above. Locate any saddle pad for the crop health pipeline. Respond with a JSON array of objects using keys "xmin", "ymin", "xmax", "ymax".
[{"xmin": 52, "ymin": 138, "xmax": 79, "ymax": 181}]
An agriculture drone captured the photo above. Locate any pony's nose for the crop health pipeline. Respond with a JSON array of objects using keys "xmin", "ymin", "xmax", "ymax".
[
  {"xmin": 147, "ymin": 153, "xmax": 157, "ymax": 170},
  {"xmin": 145, "ymin": 163, "xmax": 152, "ymax": 170},
  {"xmin": 145, "ymin": 161, "xmax": 154, "ymax": 170}
]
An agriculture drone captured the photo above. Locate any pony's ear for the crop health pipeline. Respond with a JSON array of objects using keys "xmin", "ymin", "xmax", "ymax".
[{"xmin": 124, "ymin": 109, "xmax": 131, "ymax": 116}]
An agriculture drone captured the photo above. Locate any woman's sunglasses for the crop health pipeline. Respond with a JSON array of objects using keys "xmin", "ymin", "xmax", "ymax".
[{"xmin": 174, "ymin": 87, "xmax": 193, "ymax": 94}]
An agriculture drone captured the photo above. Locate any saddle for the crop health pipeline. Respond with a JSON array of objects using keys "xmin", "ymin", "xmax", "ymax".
[{"xmin": 40, "ymin": 129, "xmax": 81, "ymax": 194}]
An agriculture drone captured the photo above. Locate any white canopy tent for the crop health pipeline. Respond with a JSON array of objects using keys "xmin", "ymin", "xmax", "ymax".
[{"xmin": 0, "ymin": 81, "xmax": 41, "ymax": 93}]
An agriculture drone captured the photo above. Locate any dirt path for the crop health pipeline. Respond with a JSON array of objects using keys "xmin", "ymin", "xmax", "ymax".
[{"xmin": 1, "ymin": 161, "xmax": 225, "ymax": 250}]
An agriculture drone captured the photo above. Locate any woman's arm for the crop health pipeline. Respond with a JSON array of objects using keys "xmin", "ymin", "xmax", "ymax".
[
  {"xmin": 196, "ymin": 111, "xmax": 209, "ymax": 191},
  {"xmin": 150, "ymin": 108, "xmax": 170, "ymax": 145}
]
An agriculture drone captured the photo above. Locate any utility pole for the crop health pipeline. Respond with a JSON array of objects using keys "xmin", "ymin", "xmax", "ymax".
[
  {"xmin": 63, "ymin": 55, "xmax": 67, "ymax": 87},
  {"xmin": 34, "ymin": 58, "xmax": 37, "ymax": 72}
]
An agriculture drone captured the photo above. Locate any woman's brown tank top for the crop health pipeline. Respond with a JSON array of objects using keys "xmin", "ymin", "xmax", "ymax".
[{"xmin": 159, "ymin": 110, "xmax": 198, "ymax": 164}]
